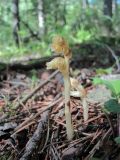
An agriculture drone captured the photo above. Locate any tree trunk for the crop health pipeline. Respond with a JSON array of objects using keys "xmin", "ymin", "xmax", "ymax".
[
  {"xmin": 82, "ymin": 0, "xmax": 89, "ymax": 9},
  {"xmin": 37, "ymin": 0, "xmax": 45, "ymax": 36},
  {"xmin": 103, "ymin": 0, "xmax": 113, "ymax": 17},
  {"xmin": 54, "ymin": 0, "xmax": 59, "ymax": 25},
  {"xmin": 113, "ymin": 0, "xmax": 118, "ymax": 16},
  {"xmin": 12, "ymin": 0, "xmax": 20, "ymax": 46},
  {"xmin": 62, "ymin": 2, "xmax": 67, "ymax": 25}
]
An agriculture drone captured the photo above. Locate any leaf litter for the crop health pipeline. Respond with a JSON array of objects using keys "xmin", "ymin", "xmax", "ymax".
[{"xmin": 0, "ymin": 68, "xmax": 120, "ymax": 160}]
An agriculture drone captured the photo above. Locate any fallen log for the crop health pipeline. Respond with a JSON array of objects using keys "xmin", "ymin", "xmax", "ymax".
[
  {"xmin": 0, "ymin": 43, "xmax": 119, "ymax": 72},
  {"xmin": 0, "ymin": 56, "xmax": 54, "ymax": 71}
]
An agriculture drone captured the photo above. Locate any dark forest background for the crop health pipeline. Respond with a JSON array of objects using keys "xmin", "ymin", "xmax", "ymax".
[{"xmin": 0, "ymin": 0, "xmax": 120, "ymax": 61}]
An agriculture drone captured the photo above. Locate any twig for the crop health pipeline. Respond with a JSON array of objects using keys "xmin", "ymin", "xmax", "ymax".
[
  {"xmin": 51, "ymin": 146, "xmax": 58, "ymax": 160},
  {"xmin": 101, "ymin": 128, "xmax": 112, "ymax": 143},
  {"xmin": 91, "ymin": 129, "xmax": 102, "ymax": 143},
  {"xmin": 105, "ymin": 45, "xmax": 120, "ymax": 71},
  {"xmin": 84, "ymin": 140, "xmax": 101, "ymax": 160},
  {"xmin": 104, "ymin": 111, "xmax": 115, "ymax": 137},
  {"xmin": 13, "ymin": 121, "xmax": 35, "ymax": 135},
  {"xmin": 14, "ymin": 70, "xmax": 58, "ymax": 109},
  {"xmin": 51, "ymin": 143, "xmax": 61, "ymax": 160},
  {"xmin": 62, "ymin": 135, "xmax": 94, "ymax": 154},
  {"xmin": 76, "ymin": 113, "xmax": 104, "ymax": 128}
]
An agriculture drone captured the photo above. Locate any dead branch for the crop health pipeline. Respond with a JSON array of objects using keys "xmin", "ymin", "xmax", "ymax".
[
  {"xmin": 105, "ymin": 44, "xmax": 120, "ymax": 72},
  {"xmin": 19, "ymin": 110, "xmax": 49, "ymax": 160}
]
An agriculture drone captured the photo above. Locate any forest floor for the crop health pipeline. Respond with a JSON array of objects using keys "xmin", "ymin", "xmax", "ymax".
[{"xmin": 0, "ymin": 55, "xmax": 120, "ymax": 160}]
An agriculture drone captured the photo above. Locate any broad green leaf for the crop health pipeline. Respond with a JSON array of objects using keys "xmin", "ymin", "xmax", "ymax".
[
  {"xmin": 101, "ymin": 80, "xmax": 117, "ymax": 97},
  {"xmin": 115, "ymin": 136, "xmax": 120, "ymax": 144},
  {"xmin": 106, "ymin": 80, "xmax": 120, "ymax": 96},
  {"xmin": 93, "ymin": 78, "xmax": 120, "ymax": 97},
  {"xmin": 104, "ymin": 99, "xmax": 120, "ymax": 113}
]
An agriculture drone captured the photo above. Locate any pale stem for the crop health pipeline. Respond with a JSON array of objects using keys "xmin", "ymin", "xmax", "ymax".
[
  {"xmin": 82, "ymin": 98, "xmax": 88, "ymax": 121},
  {"xmin": 63, "ymin": 58, "xmax": 74, "ymax": 140}
]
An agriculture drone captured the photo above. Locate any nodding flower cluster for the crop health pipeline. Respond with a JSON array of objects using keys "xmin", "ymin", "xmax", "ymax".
[
  {"xmin": 51, "ymin": 36, "xmax": 72, "ymax": 58},
  {"xmin": 46, "ymin": 35, "xmax": 74, "ymax": 140},
  {"xmin": 46, "ymin": 57, "xmax": 66, "ymax": 75}
]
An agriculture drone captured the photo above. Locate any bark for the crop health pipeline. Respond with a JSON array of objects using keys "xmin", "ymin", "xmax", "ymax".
[
  {"xmin": 103, "ymin": 0, "xmax": 113, "ymax": 17},
  {"xmin": 12, "ymin": 0, "xmax": 20, "ymax": 46},
  {"xmin": 37, "ymin": 0, "xmax": 45, "ymax": 36}
]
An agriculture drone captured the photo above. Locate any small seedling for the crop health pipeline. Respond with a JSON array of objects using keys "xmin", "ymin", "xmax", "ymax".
[{"xmin": 46, "ymin": 36, "xmax": 74, "ymax": 140}]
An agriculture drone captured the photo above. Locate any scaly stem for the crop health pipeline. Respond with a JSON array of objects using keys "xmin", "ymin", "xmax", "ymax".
[{"xmin": 63, "ymin": 58, "xmax": 74, "ymax": 140}]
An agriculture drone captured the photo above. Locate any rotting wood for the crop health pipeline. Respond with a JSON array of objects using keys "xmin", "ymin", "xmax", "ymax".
[
  {"xmin": 19, "ymin": 110, "xmax": 49, "ymax": 160},
  {"xmin": 0, "ymin": 56, "xmax": 55, "ymax": 71}
]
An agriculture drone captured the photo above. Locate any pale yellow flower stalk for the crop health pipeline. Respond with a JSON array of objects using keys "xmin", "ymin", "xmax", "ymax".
[
  {"xmin": 46, "ymin": 36, "xmax": 74, "ymax": 140},
  {"xmin": 70, "ymin": 78, "xmax": 89, "ymax": 121}
]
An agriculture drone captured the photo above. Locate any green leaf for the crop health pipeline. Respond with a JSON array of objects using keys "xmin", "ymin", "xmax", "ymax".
[
  {"xmin": 96, "ymin": 68, "xmax": 112, "ymax": 75},
  {"xmin": 104, "ymin": 99, "xmax": 120, "ymax": 113},
  {"xmin": 92, "ymin": 77, "xmax": 103, "ymax": 85},
  {"xmin": 101, "ymin": 80, "xmax": 117, "ymax": 97},
  {"xmin": 93, "ymin": 78, "xmax": 120, "ymax": 97},
  {"xmin": 106, "ymin": 80, "xmax": 120, "ymax": 96},
  {"xmin": 114, "ymin": 136, "xmax": 120, "ymax": 144}
]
